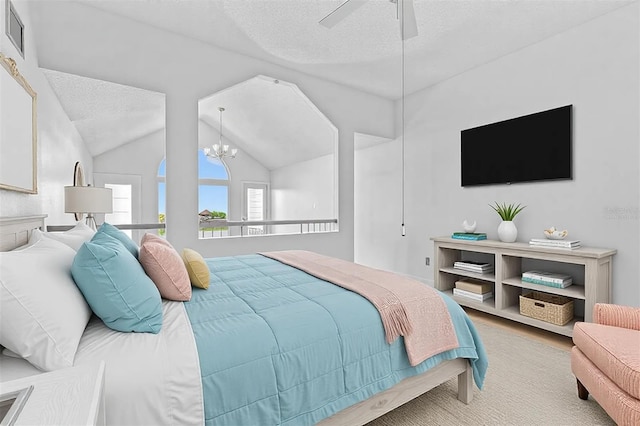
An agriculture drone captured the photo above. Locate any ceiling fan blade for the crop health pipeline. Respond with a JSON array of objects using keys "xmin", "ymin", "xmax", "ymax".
[
  {"xmin": 400, "ymin": 0, "xmax": 418, "ymax": 40},
  {"xmin": 319, "ymin": 0, "xmax": 369, "ymax": 28}
]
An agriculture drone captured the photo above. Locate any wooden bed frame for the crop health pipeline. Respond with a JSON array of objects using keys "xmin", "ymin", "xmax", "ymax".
[
  {"xmin": 0, "ymin": 214, "xmax": 474, "ymax": 425},
  {"xmin": 320, "ymin": 358, "xmax": 472, "ymax": 425},
  {"xmin": 0, "ymin": 215, "xmax": 46, "ymax": 251}
]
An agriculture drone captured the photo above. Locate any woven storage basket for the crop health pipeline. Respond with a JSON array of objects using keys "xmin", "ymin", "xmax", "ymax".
[{"xmin": 519, "ymin": 291, "xmax": 574, "ymax": 326}]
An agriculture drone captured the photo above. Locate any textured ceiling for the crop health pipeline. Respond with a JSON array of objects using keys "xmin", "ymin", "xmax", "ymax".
[
  {"xmin": 69, "ymin": 0, "xmax": 633, "ymax": 99},
  {"xmin": 42, "ymin": 69, "xmax": 165, "ymax": 157},
  {"xmin": 31, "ymin": 0, "xmax": 634, "ymax": 164},
  {"xmin": 44, "ymin": 69, "xmax": 335, "ymax": 167},
  {"xmin": 199, "ymin": 76, "xmax": 336, "ymax": 171}
]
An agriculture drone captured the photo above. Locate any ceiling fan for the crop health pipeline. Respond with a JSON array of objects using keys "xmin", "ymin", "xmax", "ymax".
[{"xmin": 319, "ymin": 0, "xmax": 418, "ymax": 40}]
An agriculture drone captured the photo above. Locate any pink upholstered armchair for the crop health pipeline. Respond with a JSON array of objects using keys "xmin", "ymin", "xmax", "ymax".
[{"xmin": 571, "ymin": 303, "xmax": 640, "ymax": 426}]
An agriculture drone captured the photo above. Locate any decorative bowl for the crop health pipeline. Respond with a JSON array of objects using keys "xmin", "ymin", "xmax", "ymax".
[{"xmin": 544, "ymin": 227, "xmax": 568, "ymax": 240}]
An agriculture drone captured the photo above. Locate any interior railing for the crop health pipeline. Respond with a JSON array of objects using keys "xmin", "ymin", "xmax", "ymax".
[
  {"xmin": 47, "ymin": 219, "xmax": 338, "ymax": 239},
  {"xmin": 47, "ymin": 223, "xmax": 165, "ymax": 232},
  {"xmin": 198, "ymin": 218, "xmax": 338, "ymax": 238}
]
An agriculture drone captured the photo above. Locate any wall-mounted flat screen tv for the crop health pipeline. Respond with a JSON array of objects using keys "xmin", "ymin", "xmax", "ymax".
[{"xmin": 461, "ymin": 105, "xmax": 572, "ymax": 187}]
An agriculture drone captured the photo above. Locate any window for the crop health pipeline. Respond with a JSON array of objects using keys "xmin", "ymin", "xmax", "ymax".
[
  {"xmin": 94, "ymin": 173, "xmax": 142, "ymax": 240},
  {"xmin": 104, "ymin": 184, "xmax": 132, "ymax": 238},
  {"xmin": 158, "ymin": 151, "xmax": 231, "ymax": 238},
  {"xmin": 198, "ymin": 150, "xmax": 230, "ymax": 238}
]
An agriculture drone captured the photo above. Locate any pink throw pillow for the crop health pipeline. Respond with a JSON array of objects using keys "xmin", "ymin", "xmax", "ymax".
[
  {"xmin": 141, "ymin": 232, "xmax": 172, "ymax": 248},
  {"xmin": 139, "ymin": 240, "xmax": 192, "ymax": 301}
]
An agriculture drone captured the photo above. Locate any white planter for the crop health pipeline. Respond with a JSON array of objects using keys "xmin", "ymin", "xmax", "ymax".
[{"xmin": 498, "ymin": 220, "xmax": 517, "ymax": 243}]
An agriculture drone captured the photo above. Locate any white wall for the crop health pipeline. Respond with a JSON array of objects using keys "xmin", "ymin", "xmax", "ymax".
[
  {"xmin": 271, "ymin": 153, "xmax": 336, "ymax": 234},
  {"xmin": 355, "ymin": 139, "xmax": 404, "ymax": 272},
  {"xmin": 0, "ymin": 2, "xmax": 92, "ymax": 224},
  {"xmin": 30, "ymin": 1, "xmax": 395, "ymax": 261},
  {"xmin": 355, "ymin": 3, "xmax": 640, "ymax": 306},
  {"xmin": 93, "ymin": 129, "xmax": 165, "ymax": 225}
]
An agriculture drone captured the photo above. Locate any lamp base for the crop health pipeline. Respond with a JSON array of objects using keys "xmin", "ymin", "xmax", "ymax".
[{"xmin": 85, "ymin": 214, "xmax": 98, "ymax": 231}]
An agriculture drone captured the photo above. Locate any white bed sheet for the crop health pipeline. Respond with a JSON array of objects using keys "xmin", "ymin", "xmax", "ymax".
[
  {"xmin": 0, "ymin": 300, "xmax": 204, "ymax": 425},
  {"xmin": 0, "ymin": 351, "xmax": 42, "ymax": 382},
  {"xmin": 74, "ymin": 300, "xmax": 204, "ymax": 425}
]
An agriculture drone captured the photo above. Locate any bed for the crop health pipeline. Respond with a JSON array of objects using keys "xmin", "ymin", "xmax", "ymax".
[{"xmin": 0, "ymin": 215, "xmax": 488, "ymax": 425}]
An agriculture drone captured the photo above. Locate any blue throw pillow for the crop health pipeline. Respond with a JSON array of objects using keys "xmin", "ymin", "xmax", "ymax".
[
  {"xmin": 71, "ymin": 232, "xmax": 162, "ymax": 333},
  {"xmin": 96, "ymin": 222, "xmax": 139, "ymax": 258}
]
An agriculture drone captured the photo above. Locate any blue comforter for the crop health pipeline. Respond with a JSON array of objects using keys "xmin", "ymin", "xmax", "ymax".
[{"xmin": 184, "ymin": 254, "xmax": 488, "ymax": 425}]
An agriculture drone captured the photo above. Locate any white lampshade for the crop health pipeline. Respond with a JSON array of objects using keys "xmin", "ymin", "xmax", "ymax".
[{"xmin": 64, "ymin": 186, "xmax": 113, "ymax": 214}]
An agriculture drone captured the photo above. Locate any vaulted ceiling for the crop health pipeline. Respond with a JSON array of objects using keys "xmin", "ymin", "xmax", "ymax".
[
  {"xmin": 42, "ymin": 69, "xmax": 165, "ymax": 157},
  {"xmin": 199, "ymin": 76, "xmax": 336, "ymax": 171},
  {"xmin": 29, "ymin": 0, "xmax": 633, "ymax": 164}
]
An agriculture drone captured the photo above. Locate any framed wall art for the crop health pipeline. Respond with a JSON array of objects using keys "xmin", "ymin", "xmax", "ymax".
[{"xmin": 0, "ymin": 52, "xmax": 37, "ymax": 194}]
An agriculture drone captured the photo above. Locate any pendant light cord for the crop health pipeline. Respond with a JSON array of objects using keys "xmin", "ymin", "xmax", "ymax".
[
  {"xmin": 400, "ymin": 0, "xmax": 406, "ymax": 237},
  {"xmin": 219, "ymin": 107, "xmax": 224, "ymax": 145}
]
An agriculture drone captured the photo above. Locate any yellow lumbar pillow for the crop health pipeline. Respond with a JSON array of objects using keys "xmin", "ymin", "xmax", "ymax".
[{"xmin": 181, "ymin": 248, "xmax": 210, "ymax": 289}]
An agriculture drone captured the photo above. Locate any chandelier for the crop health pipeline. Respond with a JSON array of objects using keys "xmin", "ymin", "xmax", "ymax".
[{"xmin": 204, "ymin": 107, "xmax": 237, "ymax": 159}]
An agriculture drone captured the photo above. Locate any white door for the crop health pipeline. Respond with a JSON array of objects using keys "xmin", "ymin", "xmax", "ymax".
[
  {"xmin": 93, "ymin": 173, "xmax": 142, "ymax": 242},
  {"xmin": 243, "ymin": 182, "xmax": 268, "ymax": 235},
  {"xmin": 105, "ymin": 183, "xmax": 132, "ymax": 238}
]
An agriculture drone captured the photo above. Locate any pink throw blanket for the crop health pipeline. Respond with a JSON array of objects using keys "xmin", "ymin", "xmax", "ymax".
[{"xmin": 260, "ymin": 250, "xmax": 459, "ymax": 366}]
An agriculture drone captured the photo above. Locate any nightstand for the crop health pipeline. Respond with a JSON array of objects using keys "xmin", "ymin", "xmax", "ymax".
[{"xmin": 0, "ymin": 361, "xmax": 105, "ymax": 425}]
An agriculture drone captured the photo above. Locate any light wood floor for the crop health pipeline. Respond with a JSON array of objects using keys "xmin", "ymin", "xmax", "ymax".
[{"xmin": 463, "ymin": 307, "xmax": 574, "ymax": 351}]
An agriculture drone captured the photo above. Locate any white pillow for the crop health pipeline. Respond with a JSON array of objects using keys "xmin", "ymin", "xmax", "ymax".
[
  {"xmin": 2, "ymin": 347, "xmax": 21, "ymax": 358},
  {"xmin": 31, "ymin": 222, "xmax": 95, "ymax": 251},
  {"xmin": 0, "ymin": 237, "xmax": 92, "ymax": 371}
]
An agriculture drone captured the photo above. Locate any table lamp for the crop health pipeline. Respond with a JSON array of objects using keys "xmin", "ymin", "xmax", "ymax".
[{"xmin": 64, "ymin": 185, "xmax": 113, "ymax": 230}]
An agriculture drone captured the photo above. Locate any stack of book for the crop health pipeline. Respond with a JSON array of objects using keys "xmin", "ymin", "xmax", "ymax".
[
  {"xmin": 451, "ymin": 232, "xmax": 487, "ymax": 241},
  {"xmin": 453, "ymin": 260, "xmax": 494, "ymax": 274},
  {"xmin": 453, "ymin": 279, "xmax": 494, "ymax": 302},
  {"xmin": 522, "ymin": 270, "xmax": 573, "ymax": 288},
  {"xmin": 529, "ymin": 238, "xmax": 581, "ymax": 249}
]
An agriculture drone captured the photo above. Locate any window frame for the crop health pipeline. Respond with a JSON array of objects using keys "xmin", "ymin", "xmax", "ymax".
[{"xmin": 156, "ymin": 151, "xmax": 232, "ymax": 238}]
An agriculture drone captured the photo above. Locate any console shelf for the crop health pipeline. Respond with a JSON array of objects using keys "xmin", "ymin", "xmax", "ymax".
[
  {"xmin": 432, "ymin": 237, "xmax": 616, "ymax": 337},
  {"xmin": 439, "ymin": 267, "xmax": 495, "ymax": 283}
]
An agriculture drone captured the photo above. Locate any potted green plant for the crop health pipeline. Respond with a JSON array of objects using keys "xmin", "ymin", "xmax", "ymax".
[{"xmin": 490, "ymin": 202, "xmax": 526, "ymax": 242}]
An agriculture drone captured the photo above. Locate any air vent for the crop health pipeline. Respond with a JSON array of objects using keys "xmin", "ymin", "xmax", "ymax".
[{"xmin": 6, "ymin": 1, "xmax": 25, "ymax": 57}]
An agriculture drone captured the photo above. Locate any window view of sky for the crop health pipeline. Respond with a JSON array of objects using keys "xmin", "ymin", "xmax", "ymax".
[
  {"xmin": 157, "ymin": 151, "xmax": 229, "ymax": 215},
  {"xmin": 198, "ymin": 185, "xmax": 228, "ymax": 214}
]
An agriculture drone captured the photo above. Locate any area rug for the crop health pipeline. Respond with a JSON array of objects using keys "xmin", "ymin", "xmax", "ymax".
[{"xmin": 367, "ymin": 320, "xmax": 614, "ymax": 425}]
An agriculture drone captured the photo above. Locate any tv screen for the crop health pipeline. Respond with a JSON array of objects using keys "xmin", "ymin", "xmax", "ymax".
[{"xmin": 461, "ymin": 105, "xmax": 572, "ymax": 187}]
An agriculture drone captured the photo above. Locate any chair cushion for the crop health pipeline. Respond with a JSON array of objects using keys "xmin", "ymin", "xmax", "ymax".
[
  {"xmin": 573, "ymin": 322, "xmax": 640, "ymax": 399},
  {"xmin": 572, "ymin": 347, "xmax": 640, "ymax": 426}
]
